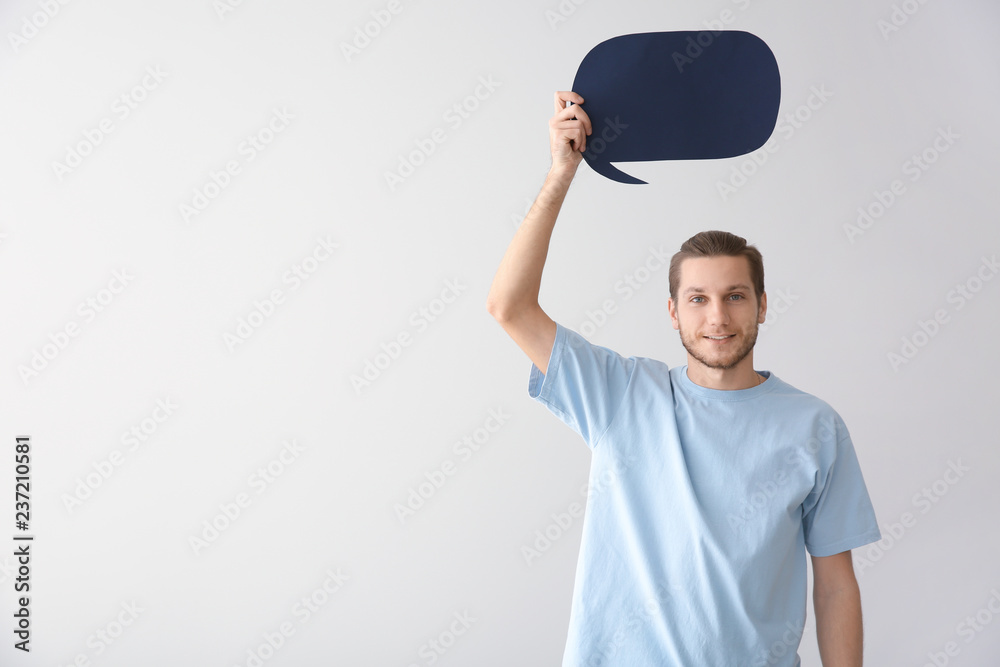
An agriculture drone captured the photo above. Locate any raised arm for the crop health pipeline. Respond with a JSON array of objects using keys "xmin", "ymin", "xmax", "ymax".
[{"xmin": 485, "ymin": 91, "xmax": 592, "ymax": 375}]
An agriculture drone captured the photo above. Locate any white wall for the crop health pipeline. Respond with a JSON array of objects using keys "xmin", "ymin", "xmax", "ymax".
[{"xmin": 1, "ymin": 0, "xmax": 998, "ymax": 665}]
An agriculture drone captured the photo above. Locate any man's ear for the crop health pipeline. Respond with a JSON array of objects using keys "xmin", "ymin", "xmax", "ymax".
[
  {"xmin": 757, "ymin": 291, "xmax": 767, "ymax": 324},
  {"xmin": 667, "ymin": 297, "xmax": 680, "ymax": 330}
]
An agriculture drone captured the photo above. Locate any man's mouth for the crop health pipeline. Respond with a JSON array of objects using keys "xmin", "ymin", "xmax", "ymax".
[{"xmin": 704, "ymin": 334, "xmax": 735, "ymax": 341}]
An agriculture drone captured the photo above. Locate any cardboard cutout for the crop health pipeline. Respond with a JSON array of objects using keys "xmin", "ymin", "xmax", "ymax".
[{"xmin": 572, "ymin": 31, "xmax": 781, "ymax": 184}]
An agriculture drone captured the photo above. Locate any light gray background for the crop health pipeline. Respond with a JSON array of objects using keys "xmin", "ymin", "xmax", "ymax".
[{"xmin": 2, "ymin": 0, "xmax": 999, "ymax": 665}]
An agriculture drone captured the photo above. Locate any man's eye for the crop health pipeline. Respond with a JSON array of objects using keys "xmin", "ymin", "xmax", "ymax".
[
  {"xmin": 691, "ymin": 296, "xmax": 704, "ymax": 303},
  {"xmin": 730, "ymin": 294, "xmax": 744, "ymax": 300}
]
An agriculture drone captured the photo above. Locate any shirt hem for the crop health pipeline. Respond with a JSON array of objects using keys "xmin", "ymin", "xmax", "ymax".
[{"xmin": 806, "ymin": 527, "xmax": 882, "ymax": 557}]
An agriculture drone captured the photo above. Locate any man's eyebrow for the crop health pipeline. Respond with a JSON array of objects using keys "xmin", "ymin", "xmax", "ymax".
[{"xmin": 682, "ymin": 283, "xmax": 753, "ymax": 295}]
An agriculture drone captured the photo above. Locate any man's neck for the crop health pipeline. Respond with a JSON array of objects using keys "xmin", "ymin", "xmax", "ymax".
[{"xmin": 685, "ymin": 357, "xmax": 761, "ymax": 391}]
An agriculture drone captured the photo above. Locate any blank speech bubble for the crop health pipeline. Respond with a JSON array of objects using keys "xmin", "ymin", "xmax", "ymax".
[{"xmin": 571, "ymin": 30, "xmax": 781, "ymax": 184}]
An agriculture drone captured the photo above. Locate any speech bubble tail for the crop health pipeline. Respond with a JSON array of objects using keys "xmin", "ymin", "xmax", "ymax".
[{"xmin": 585, "ymin": 157, "xmax": 647, "ymax": 185}]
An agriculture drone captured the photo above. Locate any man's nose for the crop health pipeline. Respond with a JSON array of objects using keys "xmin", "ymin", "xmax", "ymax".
[{"xmin": 706, "ymin": 300, "xmax": 730, "ymax": 325}]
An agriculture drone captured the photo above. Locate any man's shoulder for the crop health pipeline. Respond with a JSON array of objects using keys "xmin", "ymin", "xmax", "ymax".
[
  {"xmin": 557, "ymin": 322, "xmax": 673, "ymax": 371},
  {"xmin": 765, "ymin": 374, "xmax": 847, "ymax": 427}
]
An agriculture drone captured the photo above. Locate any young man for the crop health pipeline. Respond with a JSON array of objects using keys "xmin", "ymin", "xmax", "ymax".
[{"xmin": 486, "ymin": 92, "xmax": 881, "ymax": 666}]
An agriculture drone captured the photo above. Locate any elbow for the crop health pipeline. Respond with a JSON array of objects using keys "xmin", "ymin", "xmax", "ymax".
[
  {"xmin": 486, "ymin": 296, "xmax": 509, "ymax": 322},
  {"xmin": 487, "ymin": 299, "xmax": 537, "ymax": 324}
]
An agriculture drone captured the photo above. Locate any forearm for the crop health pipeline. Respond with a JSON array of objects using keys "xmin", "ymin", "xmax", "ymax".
[
  {"xmin": 814, "ymin": 584, "xmax": 863, "ymax": 667},
  {"xmin": 486, "ymin": 164, "xmax": 578, "ymax": 318}
]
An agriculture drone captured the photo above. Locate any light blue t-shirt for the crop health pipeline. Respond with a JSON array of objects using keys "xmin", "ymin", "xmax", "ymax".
[{"xmin": 528, "ymin": 322, "xmax": 881, "ymax": 667}]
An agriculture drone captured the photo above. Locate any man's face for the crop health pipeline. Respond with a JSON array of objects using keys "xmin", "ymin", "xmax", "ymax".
[{"xmin": 668, "ymin": 255, "xmax": 766, "ymax": 371}]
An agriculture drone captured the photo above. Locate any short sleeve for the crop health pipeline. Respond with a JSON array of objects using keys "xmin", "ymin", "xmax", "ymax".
[
  {"xmin": 527, "ymin": 322, "xmax": 634, "ymax": 449},
  {"xmin": 802, "ymin": 431, "xmax": 882, "ymax": 557}
]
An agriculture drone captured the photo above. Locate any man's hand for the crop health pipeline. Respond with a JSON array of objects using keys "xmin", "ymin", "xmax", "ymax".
[{"xmin": 549, "ymin": 91, "xmax": 592, "ymax": 174}]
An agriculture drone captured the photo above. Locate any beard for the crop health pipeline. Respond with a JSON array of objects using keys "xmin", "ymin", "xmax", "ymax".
[{"xmin": 677, "ymin": 318, "xmax": 759, "ymax": 371}]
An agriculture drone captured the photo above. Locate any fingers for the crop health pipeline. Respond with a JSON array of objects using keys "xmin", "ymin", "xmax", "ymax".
[
  {"xmin": 550, "ymin": 91, "xmax": 592, "ymax": 155},
  {"xmin": 551, "ymin": 120, "xmax": 589, "ymax": 153},
  {"xmin": 552, "ymin": 104, "xmax": 592, "ymax": 134},
  {"xmin": 553, "ymin": 90, "xmax": 584, "ymax": 113},
  {"xmin": 552, "ymin": 92, "xmax": 592, "ymax": 135}
]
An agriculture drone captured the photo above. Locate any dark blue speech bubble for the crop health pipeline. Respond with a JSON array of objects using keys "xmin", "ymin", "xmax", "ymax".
[{"xmin": 571, "ymin": 30, "xmax": 781, "ymax": 184}]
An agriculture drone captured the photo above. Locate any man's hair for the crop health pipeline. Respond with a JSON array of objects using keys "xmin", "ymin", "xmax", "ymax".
[{"xmin": 668, "ymin": 230, "xmax": 764, "ymax": 305}]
